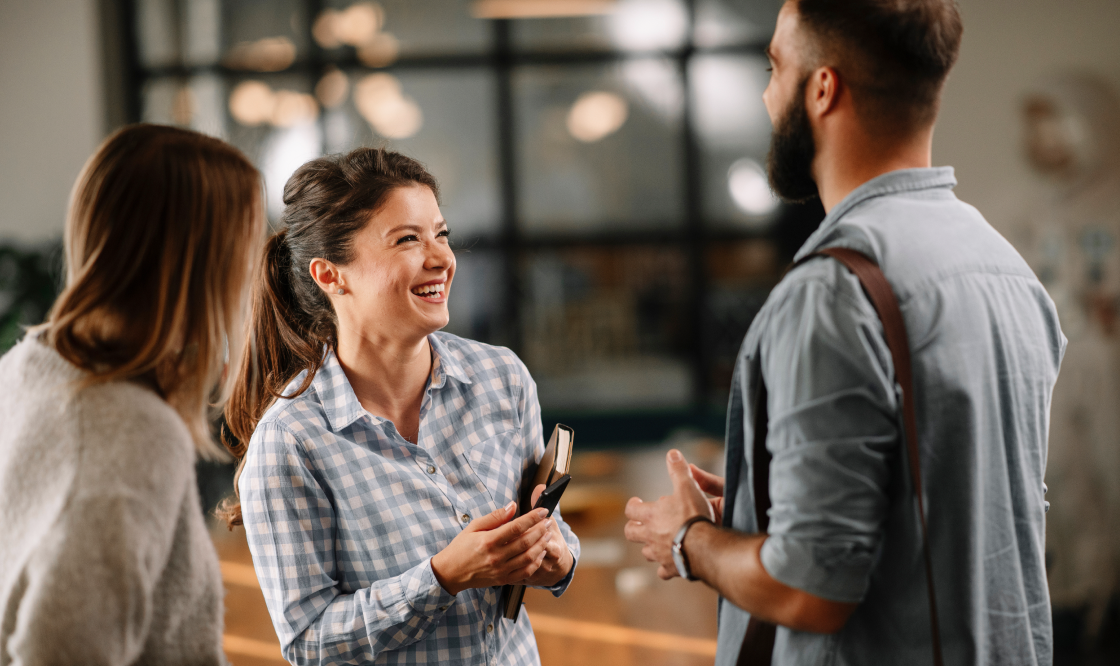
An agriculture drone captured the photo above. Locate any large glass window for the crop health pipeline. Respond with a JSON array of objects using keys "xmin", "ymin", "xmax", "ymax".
[{"xmin": 126, "ymin": 0, "xmax": 814, "ymax": 435}]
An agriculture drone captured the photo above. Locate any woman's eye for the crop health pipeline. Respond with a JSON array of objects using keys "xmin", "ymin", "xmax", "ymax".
[
  {"xmin": 438, "ymin": 230, "xmax": 451, "ymax": 238},
  {"xmin": 396, "ymin": 234, "xmax": 420, "ymax": 245}
]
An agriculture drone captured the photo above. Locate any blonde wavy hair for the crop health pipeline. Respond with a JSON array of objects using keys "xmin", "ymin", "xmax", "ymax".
[{"xmin": 38, "ymin": 124, "xmax": 263, "ymax": 459}]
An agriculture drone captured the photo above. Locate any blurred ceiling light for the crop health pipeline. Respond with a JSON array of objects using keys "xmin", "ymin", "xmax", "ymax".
[
  {"xmin": 354, "ymin": 73, "xmax": 423, "ymax": 139},
  {"xmin": 727, "ymin": 158, "xmax": 779, "ymax": 218},
  {"xmin": 691, "ymin": 57, "xmax": 770, "ymax": 147},
  {"xmin": 271, "ymin": 90, "xmax": 320, "ymax": 128},
  {"xmin": 608, "ymin": 0, "xmax": 687, "ymax": 51},
  {"xmin": 566, "ymin": 91, "xmax": 628, "ymax": 142},
  {"xmin": 225, "ymin": 36, "xmax": 297, "ymax": 72},
  {"xmin": 314, "ymin": 3, "xmax": 385, "ymax": 49},
  {"xmin": 315, "ymin": 68, "xmax": 350, "ymax": 109},
  {"xmin": 229, "ymin": 80, "xmax": 276, "ymax": 126},
  {"xmin": 471, "ymin": 0, "xmax": 615, "ymax": 18},
  {"xmin": 313, "ymin": 10, "xmax": 343, "ymax": 49},
  {"xmin": 172, "ymin": 86, "xmax": 195, "ymax": 125},
  {"xmin": 621, "ymin": 58, "xmax": 682, "ymax": 121},
  {"xmin": 357, "ymin": 32, "xmax": 400, "ymax": 68},
  {"xmin": 263, "ymin": 123, "xmax": 323, "ymax": 219},
  {"xmin": 336, "ymin": 3, "xmax": 384, "ymax": 46}
]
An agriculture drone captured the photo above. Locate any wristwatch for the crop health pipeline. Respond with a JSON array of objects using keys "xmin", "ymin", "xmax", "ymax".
[{"xmin": 672, "ymin": 515, "xmax": 713, "ymax": 581}]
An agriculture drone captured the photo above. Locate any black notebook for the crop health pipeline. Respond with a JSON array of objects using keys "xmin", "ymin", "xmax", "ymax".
[{"xmin": 499, "ymin": 424, "xmax": 574, "ymax": 621}]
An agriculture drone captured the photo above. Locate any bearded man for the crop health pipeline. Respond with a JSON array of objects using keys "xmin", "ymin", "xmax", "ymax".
[{"xmin": 624, "ymin": 1, "xmax": 1065, "ymax": 664}]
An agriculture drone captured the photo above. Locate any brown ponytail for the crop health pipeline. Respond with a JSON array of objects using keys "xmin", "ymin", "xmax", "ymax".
[{"xmin": 219, "ymin": 147, "xmax": 439, "ymax": 527}]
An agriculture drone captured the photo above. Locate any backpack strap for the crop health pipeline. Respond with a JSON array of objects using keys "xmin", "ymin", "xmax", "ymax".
[{"xmin": 738, "ymin": 247, "xmax": 943, "ymax": 666}]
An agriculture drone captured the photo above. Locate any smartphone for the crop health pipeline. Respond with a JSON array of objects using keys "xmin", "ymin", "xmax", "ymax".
[{"xmin": 533, "ymin": 474, "xmax": 571, "ymax": 517}]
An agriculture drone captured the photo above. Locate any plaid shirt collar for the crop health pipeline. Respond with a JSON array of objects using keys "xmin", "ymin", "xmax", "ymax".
[{"xmin": 311, "ymin": 334, "xmax": 473, "ymax": 433}]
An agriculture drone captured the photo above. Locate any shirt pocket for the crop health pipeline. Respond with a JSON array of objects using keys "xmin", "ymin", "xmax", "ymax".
[{"xmin": 464, "ymin": 428, "xmax": 523, "ymax": 508}]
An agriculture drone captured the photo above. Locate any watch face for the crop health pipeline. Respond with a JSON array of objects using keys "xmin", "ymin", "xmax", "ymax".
[{"xmin": 672, "ymin": 544, "xmax": 690, "ymax": 580}]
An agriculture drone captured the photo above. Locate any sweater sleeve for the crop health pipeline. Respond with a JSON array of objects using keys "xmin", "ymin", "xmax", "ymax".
[{"xmin": 6, "ymin": 396, "xmax": 195, "ymax": 666}]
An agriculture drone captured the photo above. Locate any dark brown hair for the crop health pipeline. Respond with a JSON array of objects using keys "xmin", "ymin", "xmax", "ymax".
[
  {"xmin": 219, "ymin": 147, "xmax": 438, "ymax": 526},
  {"xmin": 794, "ymin": 0, "xmax": 963, "ymax": 133},
  {"xmin": 40, "ymin": 124, "xmax": 262, "ymax": 459}
]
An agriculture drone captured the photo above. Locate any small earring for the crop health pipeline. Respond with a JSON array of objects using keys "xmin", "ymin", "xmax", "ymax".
[{"xmin": 336, "ymin": 287, "xmax": 345, "ymax": 295}]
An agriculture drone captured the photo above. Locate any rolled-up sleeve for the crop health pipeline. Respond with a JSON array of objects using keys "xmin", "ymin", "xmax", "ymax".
[
  {"xmin": 758, "ymin": 271, "xmax": 899, "ymax": 603},
  {"xmin": 239, "ymin": 423, "xmax": 457, "ymax": 665}
]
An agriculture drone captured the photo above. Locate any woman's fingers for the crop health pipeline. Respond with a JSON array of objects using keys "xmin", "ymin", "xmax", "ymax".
[
  {"xmin": 502, "ymin": 535, "xmax": 549, "ymax": 576},
  {"xmin": 466, "ymin": 501, "xmax": 516, "ymax": 533},
  {"xmin": 491, "ymin": 507, "xmax": 548, "ymax": 544},
  {"xmin": 499, "ymin": 519, "xmax": 552, "ymax": 560},
  {"xmin": 507, "ymin": 554, "xmax": 546, "ymax": 584}
]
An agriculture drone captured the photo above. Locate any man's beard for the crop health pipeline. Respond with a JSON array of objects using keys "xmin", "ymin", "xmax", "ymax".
[{"xmin": 767, "ymin": 78, "xmax": 819, "ymax": 203}]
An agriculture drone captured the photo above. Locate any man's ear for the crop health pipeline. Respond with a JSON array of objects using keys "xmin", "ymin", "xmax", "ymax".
[
  {"xmin": 806, "ymin": 65, "xmax": 842, "ymax": 121},
  {"xmin": 308, "ymin": 257, "xmax": 342, "ymax": 294}
]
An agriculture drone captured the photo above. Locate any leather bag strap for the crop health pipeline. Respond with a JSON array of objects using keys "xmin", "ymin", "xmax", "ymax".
[{"xmin": 737, "ymin": 247, "xmax": 943, "ymax": 666}]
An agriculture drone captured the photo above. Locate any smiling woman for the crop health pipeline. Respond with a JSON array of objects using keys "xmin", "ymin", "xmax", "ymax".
[{"xmin": 220, "ymin": 147, "xmax": 580, "ymax": 666}]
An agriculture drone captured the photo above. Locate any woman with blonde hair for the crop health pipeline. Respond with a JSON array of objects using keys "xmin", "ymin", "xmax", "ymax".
[
  {"xmin": 0, "ymin": 124, "xmax": 262, "ymax": 664},
  {"xmin": 222, "ymin": 147, "xmax": 579, "ymax": 665}
]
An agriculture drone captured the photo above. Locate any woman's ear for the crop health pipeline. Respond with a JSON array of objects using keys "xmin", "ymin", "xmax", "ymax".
[{"xmin": 308, "ymin": 258, "xmax": 342, "ymax": 295}]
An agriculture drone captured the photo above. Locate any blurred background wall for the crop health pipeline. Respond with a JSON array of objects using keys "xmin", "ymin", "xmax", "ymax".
[
  {"xmin": 2, "ymin": 1, "xmax": 1120, "ymax": 664},
  {"xmin": 939, "ymin": 0, "xmax": 1120, "ymax": 232},
  {"xmin": 0, "ymin": 0, "xmax": 105, "ymax": 243}
]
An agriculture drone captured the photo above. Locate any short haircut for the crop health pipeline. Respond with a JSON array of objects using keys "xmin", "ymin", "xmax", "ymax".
[{"xmin": 794, "ymin": 0, "xmax": 963, "ymax": 134}]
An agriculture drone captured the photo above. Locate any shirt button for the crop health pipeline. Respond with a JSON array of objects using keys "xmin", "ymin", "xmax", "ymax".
[
  {"xmin": 461, "ymin": 513, "xmax": 471, "ymax": 524},
  {"xmin": 427, "ymin": 465, "xmax": 436, "ymax": 474},
  {"xmin": 439, "ymin": 605, "xmax": 449, "ymax": 611},
  {"xmin": 486, "ymin": 623, "xmax": 494, "ymax": 634}
]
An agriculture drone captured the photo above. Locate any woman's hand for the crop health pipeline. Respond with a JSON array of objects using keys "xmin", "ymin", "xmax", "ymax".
[
  {"xmin": 690, "ymin": 463, "xmax": 725, "ymax": 524},
  {"xmin": 431, "ymin": 502, "xmax": 553, "ymax": 595},
  {"xmin": 516, "ymin": 484, "xmax": 574, "ymax": 587}
]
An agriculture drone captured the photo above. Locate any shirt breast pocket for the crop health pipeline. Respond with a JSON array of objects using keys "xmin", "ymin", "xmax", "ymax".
[{"xmin": 465, "ymin": 428, "xmax": 523, "ymax": 508}]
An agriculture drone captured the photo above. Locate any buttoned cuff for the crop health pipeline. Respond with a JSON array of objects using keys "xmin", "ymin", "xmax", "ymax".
[
  {"xmin": 541, "ymin": 547, "xmax": 577, "ymax": 597},
  {"xmin": 759, "ymin": 535, "xmax": 872, "ymax": 604},
  {"xmin": 405, "ymin": 557, "xmax": 457, "ymax": 616}
]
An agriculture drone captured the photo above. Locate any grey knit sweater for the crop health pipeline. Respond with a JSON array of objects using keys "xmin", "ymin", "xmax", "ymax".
[{"xmin": 0, "ymin": 337, "xmax": 226, "ymax": 665}]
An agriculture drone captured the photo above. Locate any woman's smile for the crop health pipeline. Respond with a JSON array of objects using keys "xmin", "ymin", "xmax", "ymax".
[{"xmin": 410, "ymin": 278, "xmax": 448, "ymax": 304}]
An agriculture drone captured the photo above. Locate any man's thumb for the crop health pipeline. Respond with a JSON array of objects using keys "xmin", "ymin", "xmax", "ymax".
[
  {"xmin": 469, "ymin": 501, "xmax": 516, "ymax": 531},
  {"xmin": 666, "ymin": 449, "xmax": 693, "ymax": 490}
]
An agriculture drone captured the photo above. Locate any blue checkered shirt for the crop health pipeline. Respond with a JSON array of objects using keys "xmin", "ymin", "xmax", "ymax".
[{"xmin": 239, "ymin": 333, "xmax": 580, "ymax": 665}]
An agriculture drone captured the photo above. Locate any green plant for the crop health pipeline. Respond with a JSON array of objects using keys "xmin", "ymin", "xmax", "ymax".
[{"xmin": 0, "ymin": 242, "xmax": 63, "ymax": 353}]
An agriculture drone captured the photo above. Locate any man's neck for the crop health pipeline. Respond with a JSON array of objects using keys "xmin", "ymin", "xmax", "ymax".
[{"xmin": 813, "ymin": 125, "xmax": 935, "ymax": 213}]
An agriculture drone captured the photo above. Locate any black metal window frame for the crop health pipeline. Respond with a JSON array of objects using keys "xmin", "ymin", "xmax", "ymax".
[{"xmin": 119, "ymin": 1, "xmax": 820, "ymax": 446}]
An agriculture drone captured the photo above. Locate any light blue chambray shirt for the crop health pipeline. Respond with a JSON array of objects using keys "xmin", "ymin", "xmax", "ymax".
[
  {"xmin": 239, "ymin": 332, "xmax": 579, "ymax": 666},
  {"xmin": 715, "ymin": 168, "xmax": 1066, "ymax": 666}
]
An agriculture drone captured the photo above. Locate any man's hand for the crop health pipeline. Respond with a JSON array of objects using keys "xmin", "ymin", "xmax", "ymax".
[
  {"xmin": 516, "ymin": 484, "xmax": 574, "ymax": 587},
  {"xmin": 623, "ymin": 449, "xmax": 714, "ymax": 580},
  {"xmin": 690, "ymin": 463, "xmax": 725, "ymax": 524}
]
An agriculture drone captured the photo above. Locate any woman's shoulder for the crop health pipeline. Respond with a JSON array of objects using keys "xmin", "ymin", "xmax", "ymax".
[
  {"xmin": 6, "ymin": 338, "xmax": 189, "ymax": 447},
  {"xmin": 1, "ymin": 338, "xmax": 196, "ymax": 495},
  {"xmin": 251, "ymin": 373, "xmax": 328, "ymax": 449},
  {"xmin": 431, "ymin": 332, "xmax": 531, "ymax": 386}
]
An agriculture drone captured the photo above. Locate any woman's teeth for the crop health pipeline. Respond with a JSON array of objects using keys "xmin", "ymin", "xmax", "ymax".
[{"xmin": 411, "ymin": 283, "xmax": 445, "ymax": 297}]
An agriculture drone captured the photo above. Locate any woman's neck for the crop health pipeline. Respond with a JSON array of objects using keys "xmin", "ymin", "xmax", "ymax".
[{"xmin": 334, "ymin": 328, "xmax": 432, "ymax": 440}]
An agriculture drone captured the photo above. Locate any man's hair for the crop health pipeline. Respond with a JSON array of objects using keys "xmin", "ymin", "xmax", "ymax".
[{"xmin": 794, "ymin": 0, "xmax": 963, "ymax": 134}]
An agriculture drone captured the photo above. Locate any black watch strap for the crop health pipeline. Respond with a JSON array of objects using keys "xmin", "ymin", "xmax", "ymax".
[{"xmin": 673, "ymin": 515, "xmax": 714, "ymax": 580}]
